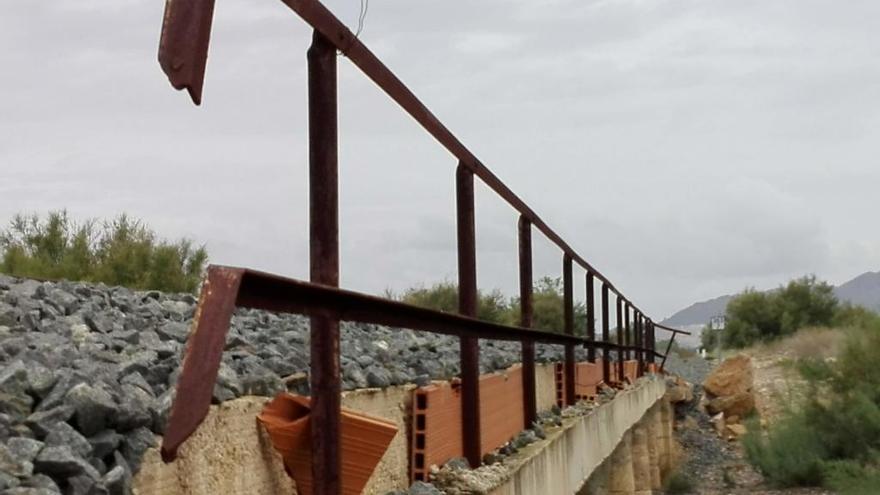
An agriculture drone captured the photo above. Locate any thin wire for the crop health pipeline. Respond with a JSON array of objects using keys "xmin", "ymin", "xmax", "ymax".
[
  {"xmin": 339, "ymin": 0, "xmax": 369, "ymax": 56},
  {"xmin": 356, "ymin": 0, "xmax": 369, "ymax": 37}
]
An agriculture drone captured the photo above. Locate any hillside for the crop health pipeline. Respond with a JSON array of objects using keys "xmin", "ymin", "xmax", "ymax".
[
  {"xmin": 662, "ymin": 294, "xmax": 733, "ymax": 328},
  {"xmin": 663, "ymin": 271, "xmax": 880, "ymax": 332},
  {"xmin": 833, "ymin": 270, "xmax": 880, "ymax": 312}
]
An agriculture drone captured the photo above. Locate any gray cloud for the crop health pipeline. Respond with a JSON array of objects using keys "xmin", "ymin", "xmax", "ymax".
[{"xmin": 2, "ymin": 0, "xmax": 879, "ymax": 319}]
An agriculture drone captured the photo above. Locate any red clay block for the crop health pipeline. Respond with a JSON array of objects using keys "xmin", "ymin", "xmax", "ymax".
[
  {"xmin": 258, "ymin": 393, "xmax": 398, "ymax": 495},
  {"xmin": 410, "ymin": 366, "xmax": 525, "ymax": 482}
]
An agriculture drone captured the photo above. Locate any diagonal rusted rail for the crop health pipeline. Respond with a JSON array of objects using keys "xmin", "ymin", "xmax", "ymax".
[
  {"xmin": 161, "ymin": 265, "xmax": 662, "ymax": 461},
  {"xmin": 157, "ymin": 0, "xmax": 675, "ymax": 491}
]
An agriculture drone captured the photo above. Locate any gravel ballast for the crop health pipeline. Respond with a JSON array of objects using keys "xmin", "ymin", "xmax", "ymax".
[{"xmin": 0, "ymin": 275, "xmax": 589, "ymax": 494}]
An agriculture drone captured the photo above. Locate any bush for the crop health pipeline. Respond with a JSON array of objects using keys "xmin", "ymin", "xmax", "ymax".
[
  {"xmin": 823, "ymin": 460, "xmax": 880, "ymax": 495},
  {"xmin": 722, "ymin": 275, "xmax": 838, "ymax": 348},
  {"xmin": 662, "ymin": 470, "xmax": 695, "ymax": 493},
  {"xmin": 744, "ymin": 320, "xmax": 880, "ymax": 491},
  {"xmin": 516, "ymin": 277, "xmax": 587, "ymax": 334},
  {"xmin": 743, "ymin": 414, "xmax": 826, "ymax": 487},
  {"xmin": 0, "ymin": 211, "xmax": 208, "ymax": 294},
  {"xmin": 398, "ymin": 276, "xmax": 587, "ymax": 333},
  {"xmin": 399, "ymin": 281, "xmax": 510, "ymax": 325}
]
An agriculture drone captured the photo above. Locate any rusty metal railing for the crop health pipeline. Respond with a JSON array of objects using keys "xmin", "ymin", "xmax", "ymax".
[{"xmin": 157, "ymin": 1, "xmax": 690, "ymax": 493}]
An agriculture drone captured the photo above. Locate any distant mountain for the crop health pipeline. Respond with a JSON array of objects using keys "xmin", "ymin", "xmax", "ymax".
[
  {"xmin": 662, "ymin": 294, "xmax": 734, "ymax": 328},
  {"xmin": 662, "ymin": 271, "xmax": 880, "ymax": 331},
  {"xmin": 834, "ymin": 271, "xmax": 880, "ymax": 312}
]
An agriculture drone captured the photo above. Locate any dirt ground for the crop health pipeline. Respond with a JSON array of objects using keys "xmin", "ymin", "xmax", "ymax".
[{"xmin": 668, "ymin": 338, "xmax": 841, "ymax": 495}]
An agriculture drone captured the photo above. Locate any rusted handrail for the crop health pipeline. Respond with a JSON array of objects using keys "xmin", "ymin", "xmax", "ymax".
[
  {"xmin": 654, "ymin": 322, "xmax": 693, "ymax": 335},
  {"xmin": 162, "ymin": 265, "xmax": 662, "ymax": 460},
  {"xmin": 157, "ymin": 0, "xmax": 673, "ymax": 492}
]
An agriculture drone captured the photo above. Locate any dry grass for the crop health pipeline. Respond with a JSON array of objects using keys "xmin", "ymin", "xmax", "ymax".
[
  {"xmin": 732, "ymin": 327, "xmax": 850, "ymax": 423},
  {"xmin": 748, "ymin": 327, "xmax": 849, "ymax": 361}
]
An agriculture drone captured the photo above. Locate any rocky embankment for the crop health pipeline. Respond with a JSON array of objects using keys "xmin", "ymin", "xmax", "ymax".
[{"xmin": 0, "ymin": 275, "xmax": 583, "ymax": 494}]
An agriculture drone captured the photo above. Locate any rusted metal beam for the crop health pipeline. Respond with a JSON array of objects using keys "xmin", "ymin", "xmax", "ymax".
[
  {"xmin": 456, "ymin": 163, "xmax": 481, "ymax": 468},
  {"xmin": 616, "ymin": 295, "xmax": 624, "ymax": 383},
  {"xmin": 654, "ymin": 322, "xmax": 693, "ymax": 335},
  {"xmin": 161, "ymin": 267, "xmax": 240, "ymax": 462},
  {"xmin": 636, "ymin": 312, "xmax": 645, "ymax": 376},
  {"xmin": 308, "ymin": 30, "xmax": 341, "ymax": 495},
  {"xmin": 158, "ymin": 0, "xmax": 216, "ymax": 105},
  {"xmin": 586, "ymin": 272, "xmax": 596, "ymax": 363},
  {"xmin": 518, "ymin": 216, "xmax": 536, "ymax": 429},
  {"xmin": 159, "ymin": 0, "xmax": 660, "ymax": 334},
  {"xmin": 660, "ymin": 332, "xmax": 676, "ymax": 371},
  {"xmin": 563, "ymin": 254, "xmax": 575, "ymax": 406},
  {"xmin": 601, "ymin": 283, "xmax": 610, "ymax": 383},
  {"xmin": 235, "ymin": 268, "xmax": 639, "ymax": 348},
  {"xmin": 274, "ymin": 0, "xmax": 646, "ymax": 303},
  {"xmin": 624, "ymin": 303, "xmax": 631, "ymax": 361},
  {"xmin": 160, "ymin": 265, "xmax": 666, "ymax": 460}
]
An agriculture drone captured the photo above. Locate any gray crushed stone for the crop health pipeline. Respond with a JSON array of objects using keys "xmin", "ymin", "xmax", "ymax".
[{"xmin": 0, "ymin": 274, "xmax": 587, "ymax": 494}]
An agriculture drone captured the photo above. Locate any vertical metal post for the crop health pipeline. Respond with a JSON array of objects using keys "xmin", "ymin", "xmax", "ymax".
[
  {"xmin": 624, "ymin": 303, "xmax": 631, "ymax": 361},
  {"xmin": 563, "ymin": 254, "xmax": 576, "ymax": 406},
  {"xmin": 585, "ymin": 272, "xmax": 596, "ymax": 363},
  {"xmin": 660, "ymin": 332, "xmax": 676, "ymax": 371},
  {"xmin": 308, "ymin": 30, "xmax": 340, "ymax": 495},
  {"xmin": 456, "ymin": 163, "xmax": 481, "ymax": 468},
  {"xmin": 636, "ymin": 312, "xmax": 644, "ymax": 376},
  {"xmin": 616, "ymin": 295, "xmax": 624, "ymax": 383},
  {"xmin": 648, "ymin": 320, "xmax": 655, "ymax": 365},
  {"xmin": 518, "ymin": 216, "xmax": 536, "ymax": 428},
  {"xmin": 601, "ymin": 283, "xmax": 610, "ymax": 383}
]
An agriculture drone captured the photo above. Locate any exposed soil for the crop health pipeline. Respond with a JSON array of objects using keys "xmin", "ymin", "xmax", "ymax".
[{"xmin": 666, "ymin": 354, "xmax": 834, "ymax": 495}]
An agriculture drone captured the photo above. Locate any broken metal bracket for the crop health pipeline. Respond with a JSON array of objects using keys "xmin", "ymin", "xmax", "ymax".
[{"xmin": 158, "ymin": 0, "xmax": 216, "ymax": 105}]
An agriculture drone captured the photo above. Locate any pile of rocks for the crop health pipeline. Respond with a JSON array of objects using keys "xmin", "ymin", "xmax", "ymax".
[
  {"xmin": 0, "ymin": 275, "xmax": 583, "ymax": 494},
  {"xmin": 702, "ymin": 354, "xmax": 756, "ymax": 440}
]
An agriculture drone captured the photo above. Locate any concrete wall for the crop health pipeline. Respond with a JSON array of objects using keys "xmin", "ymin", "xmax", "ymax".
[
  {"xmin": 135, "ymin": 369, "xmax": 669, "ymax": 495},
  {"xmin": 134, "ymin": 385, "xmax": 414, "ymax": 495},
  {"xmin": 487, "ymin": 377, "xmax": 669, "ymax": 495},
  {"xmin": 535, "ymin": 363, "xmax": 557, "ymax": 413}
]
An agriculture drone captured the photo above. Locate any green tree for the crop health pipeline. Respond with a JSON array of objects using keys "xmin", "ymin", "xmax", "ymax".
[
  {"xmin": 399, "ymin": 276, "xmax": 587, "ymax": 334},
  {"xmin": 521, "ymin": 276, "xmax": 587, "ymax": 334},
  {"xmin": 399, "ymin": 281, "xmax": 510, "ymax": 324},
  {"xmin": 722, "ymin": 276, "xmax": 839, "ymax": 348},
  {"xmin": 0, "ymin": 211, "xmax": 208, "ymax": 294}
]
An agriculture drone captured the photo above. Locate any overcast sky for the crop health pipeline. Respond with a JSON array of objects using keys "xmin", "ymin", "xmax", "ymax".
[{"xmin": 2, "ymin": 0, "xmax": 879, "ymax": 320}]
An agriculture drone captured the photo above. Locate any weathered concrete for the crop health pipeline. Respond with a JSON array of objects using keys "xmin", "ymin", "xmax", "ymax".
[
  {"xmin": 134, "ymin": 385, "xmax": 414, "ymax": 495},
  {"xmin": 489, "ymin": 376, "xmax": 667, "ymax": 495},
  {"xmin": 535, "ymin": 363, "xmax": 558, "ymax": 413},
  {"xmin": 606, "ymin": 431, "xmax": 635, "ymax": 494},
  {"xmin": 630, "ymin": 421, "xmax": 651, "ymax": 494},
  {"xmin": 134, "ymin": 370, "xmax": 673, "ymax": 495}
]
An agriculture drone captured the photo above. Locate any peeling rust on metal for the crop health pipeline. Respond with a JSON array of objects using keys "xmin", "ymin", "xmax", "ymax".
[
  {"xmin": 158, "ymin": 0, "xmax": 216, "ymax": 104},
  {"xmin": 161, "ymin": 266, "xmax": 242, "ymax": 461}
]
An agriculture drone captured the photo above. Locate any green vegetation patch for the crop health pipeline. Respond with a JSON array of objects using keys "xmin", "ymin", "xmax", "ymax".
[
  {"xmin": 1, "ymin": 210, "xmax": 207, "ymax": 294},
  {"xmin": 395, "ymin": 276, "xmax": 587, "ymax": 333},
  {"xmin": 743, "ymin": 320, "xmax": 880, "ymax": 493}
]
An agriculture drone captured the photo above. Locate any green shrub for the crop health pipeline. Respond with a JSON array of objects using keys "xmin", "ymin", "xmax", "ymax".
[
  {"xmin": 399, "ymin": 281, "xmax": 510, "ymax": 325},
  {"xmin": 722, "ymin": 275, "xmax": 838, "ymax": 348},
  {"xmin": 744, "ymin": 322, "xmax": 880, "ymax": 490},
  {"xmin": 662, "ymin": 470, "xmax": 694, "ymax": 494},
  {"xmin": 0, "ymin": 211, "xmax": 207, "ymax": 294},
  {"xmin": 823, "ymin": 459, "xmax": 880, "ymax": 495},
  {"xmin": 519, "ymin": 276, "xmax": 587, "ymax": 334},
  {"xmin": 833, "ymin": 303, "xmax": 880, "ymax": 330},
  {"xmin": 743, "ymin": 415, "xmax": 827, "ymax": 487},
  {"xmin": 398, "ymin": 276, "xmax": 587, "ymax": 332}
]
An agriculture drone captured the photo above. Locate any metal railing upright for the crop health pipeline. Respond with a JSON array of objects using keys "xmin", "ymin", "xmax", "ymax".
[{"xmin": 156, "ymin": 1, "xmax": 691, "ymax": 493}]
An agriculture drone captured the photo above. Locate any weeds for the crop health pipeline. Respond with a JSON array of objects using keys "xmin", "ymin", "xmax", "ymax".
[{"xmin": 662, "ymin": 470, "xmax": 694, "ymax": 494}]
